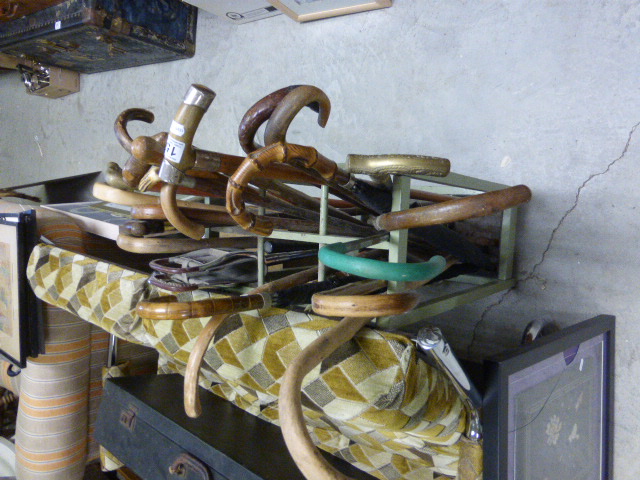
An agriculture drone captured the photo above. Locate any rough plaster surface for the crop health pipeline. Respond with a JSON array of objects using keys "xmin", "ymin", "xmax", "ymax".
[{"xmin": 1, "ymin": 0, "xmax": 639, "ymax": 474}]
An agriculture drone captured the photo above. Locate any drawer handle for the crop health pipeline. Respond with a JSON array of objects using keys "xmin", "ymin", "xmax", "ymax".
[
  {"xmin": 119, "ymin": 408, "xmax": 136, "ymax": 432},
  {"xmin": 169, "ymin": 453, "xmax": 211, "ymax": 480}
]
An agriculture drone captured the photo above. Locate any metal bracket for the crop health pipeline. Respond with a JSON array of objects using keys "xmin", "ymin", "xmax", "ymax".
[
  {"xmin": 18, "ymin": 63, "xmax": 51, "ymax": 93},
  {"xmin": 16, "ymin": 61, "xmax": 80, "ymax": 99}
]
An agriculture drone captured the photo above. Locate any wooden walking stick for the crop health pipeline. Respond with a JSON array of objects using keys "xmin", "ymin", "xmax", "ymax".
[
  {"xmin": 371, "ymin": 184, "xmax": 532, "ymax": 231},
  {"xmin": 182, "ymin": 265, "xmax": 330, "ymax": 418},
  {"xmin": 263, "ymin": 85, "xmax": 451, "ymax": 213},
  {"xmin": 277, "ymin": 264, "xmax": 488, "ymax": 480},
  {"xmin": 136, "ymin": 273, "xmax": 357, "ymax": 321},
  {"xmin": 278, "ymin": 290, "xmax": 420, "ymax": 480},
  {"xmin": 130, "ymin": 132, "xmax": 321, "ymax": 185},
  {"xmin": 156, "ymin": 84, "xmax": 216, "ymax": 239},
  {"xmin": 116, "ymin": 234, "xmax": 256, "ymax": 254},
  {"xmin": 154, "ymin": 85, "xmax": 369, "ymax": 239}
]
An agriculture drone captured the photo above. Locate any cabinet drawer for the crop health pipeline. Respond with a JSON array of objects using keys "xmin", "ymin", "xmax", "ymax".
[{"xmin": 95, "ymin": 375, "xmax": 376, "ymax": 480}]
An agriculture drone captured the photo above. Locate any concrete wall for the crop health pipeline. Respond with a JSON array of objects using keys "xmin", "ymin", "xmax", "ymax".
[{"xmin": 1, "ymin": 0, "xmax": 639, "ymax": 474}]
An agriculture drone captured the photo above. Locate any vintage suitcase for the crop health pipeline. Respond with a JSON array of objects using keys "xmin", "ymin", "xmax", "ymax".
[
  {"xmin": 95, "ymin": 374, "xmax": 376, "ymax": 480},
  {"xmin": 0, "ymin": 0, "xmax": 197, "ymax": 73},
  {"xmin": 0, "ymin": 1, "xmax": 67, "ymax": 23}
]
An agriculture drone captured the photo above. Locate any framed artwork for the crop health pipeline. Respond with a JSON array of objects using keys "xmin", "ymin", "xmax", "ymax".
[
  {"xmin": 267, "ymin": 0, "xmax": 392, "ymax": 22},
  {"xmin": 0, "ymin": 210, "xmax": 41, "ymax": 368},
  {"xmin": 483, "ymin": 315, "xmax": 614, "ymax": 480}
]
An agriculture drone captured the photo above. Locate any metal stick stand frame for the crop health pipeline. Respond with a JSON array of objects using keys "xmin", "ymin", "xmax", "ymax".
[{"xmin": 255, "ymin": 170, "xmax": 519, "ymax": 330}]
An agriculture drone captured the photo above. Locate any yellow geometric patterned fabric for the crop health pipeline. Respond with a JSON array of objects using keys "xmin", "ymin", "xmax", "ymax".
[{"xmin": 28, "ymin": 244, "xmax": 468, "ymax": 479}]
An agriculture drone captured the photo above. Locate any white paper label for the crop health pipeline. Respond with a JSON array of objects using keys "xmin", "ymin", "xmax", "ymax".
[
  {"xmin": 55, "ymin": 21, "xmax": 61, "ymax": 30},
  {"xmin": 170, "ymin": 120, "xmax": 185, "ymax": 137},
  {"xmin": 164, "ymin": 136, "xmax": 186, "ymax": 163}
]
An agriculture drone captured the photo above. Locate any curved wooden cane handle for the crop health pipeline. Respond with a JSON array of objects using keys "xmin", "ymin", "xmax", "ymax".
[
  {"xmin": 184, "ymin": 314, "xmax": 228, "ymax": 418},
  {"xmin": 161, "ymin": 183, "xmax": 206, "ymax": 240},
  {"xmin": 93, "ymin": 181, "xmax": 225, "ymax": 208},
  {"xmin": 238, "ymin": 85, "xmax": 302, "ymax": 154},
  {"xmin": 183, "ymin": 266, "xmax": 322, "ymax": 418},
  {"xmin": 93, "ymin": 182, "xmax": 163, "ymax": 205},
  {"xmin": 137, "ymin": 293, "xmax": 268, "ymax": 321},
  {"xmin": 311, "ymin": 291, "xmax": 419, "ymax": 317},
  {"xmin": 279, "ymin": 286, "xmax": 422, "ymax": 479},
  {"xmin": 161, "ymin": 84, "xmax": 216, "ymax": 175},
  {"xmin": 279, "ymin": 316, "xmax": 374, "ymax": 480},
  {"xmin": 263, "ymin": 85, "xmax": 331, "ymax": 146},
  {"xmin": 346, "ymin": 154, "xmax": 451, "ymax": 177},
  {"xmin": 158, "ymin": 85, "xmax": 216, "ymax": 238},
  {"xmin": 114, "ymin": 108, "xmax": 154, "ymax": 154},
  {"xmin": 226, "ymin": 142, "xmax": 320, "ymax": 236},
  {"xmin": 373, "ymin": 184, "xmax": 532, "ymax": 231},
  {"xmin": 117, "ymin": 234, "xmax": 255, "ymax": 254},
  {"xmin": 131, "ymin": 203, "xmax": 234, "ymax": 224}
]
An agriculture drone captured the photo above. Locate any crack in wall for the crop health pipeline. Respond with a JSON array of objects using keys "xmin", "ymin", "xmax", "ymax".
[{"xmin": 466, "ymin": 120, "xmax": 640, "ymax": 355}]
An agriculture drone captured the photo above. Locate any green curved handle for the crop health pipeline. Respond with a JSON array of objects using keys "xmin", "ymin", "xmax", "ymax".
[{"xmin": 319, "ymin": 243, "xmax": 447, "ymax": 282}]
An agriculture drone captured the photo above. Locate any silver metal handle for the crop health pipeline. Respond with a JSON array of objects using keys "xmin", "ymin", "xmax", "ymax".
[{"xmin": 415, "ymin": 326, "xmax": 482, "ymax": 442}]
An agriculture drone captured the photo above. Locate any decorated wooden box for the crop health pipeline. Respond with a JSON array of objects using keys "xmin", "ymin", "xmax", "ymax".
[
  {"xmin": 0, "ymin": 0, "xmax": 197, "ymax": 74},
  {"xmin": 0, "ymin": 1, "xmax": 67, "ymax": 23}
]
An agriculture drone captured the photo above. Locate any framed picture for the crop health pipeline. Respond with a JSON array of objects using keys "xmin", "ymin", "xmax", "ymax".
[
  {"xmin": 267, "ymin": 0, "xmax": 391, "ymax": 22},
  {"xmin": 0, "ymin": 210, "xmax": 41, "ymax": 368},
  {"xmin": 483, "ymin": 315, "xmax": 614, "ymax": 480}
]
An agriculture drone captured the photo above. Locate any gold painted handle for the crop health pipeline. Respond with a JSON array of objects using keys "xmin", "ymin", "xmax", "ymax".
[{"xmin": 346, "ymin": 154, "xmax": 451, "ymax": 177}]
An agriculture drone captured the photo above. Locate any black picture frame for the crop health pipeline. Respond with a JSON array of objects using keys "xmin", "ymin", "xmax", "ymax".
[
  {"xmin": 483, "ymin": 315, "xmax": 615, "ymax": 479},
  {"xmin": 0, "ymin": 210, "xmax": 42, "ymax": 368}
]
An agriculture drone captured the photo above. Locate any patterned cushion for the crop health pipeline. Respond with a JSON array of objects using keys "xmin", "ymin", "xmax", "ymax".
[{"xmin": 28, "ymin": 244, "xmax": 467, "ymax": 479}]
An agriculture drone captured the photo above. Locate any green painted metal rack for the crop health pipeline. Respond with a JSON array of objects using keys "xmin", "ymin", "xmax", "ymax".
[{"xmin": 218, "ymin": 169, "xmax": 519, "ymax": 330}]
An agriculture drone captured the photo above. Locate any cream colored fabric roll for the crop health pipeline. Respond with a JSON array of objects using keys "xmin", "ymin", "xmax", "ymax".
[{"xmin": 15, "ymin": 304, "xmax": 91, "ymax": 480}]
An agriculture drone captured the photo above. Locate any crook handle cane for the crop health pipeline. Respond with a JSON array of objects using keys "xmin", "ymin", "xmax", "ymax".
[
  {"xmin": 372, "ymin": 184, "xmax": 532, "ymax": 231},
  {"xmin": 182, "ymin": 265, "xmax": 319, "ymax": 418},
  {"xmin": 159, "ymin": 84, "xmax": 216, "ymax": 239}
]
